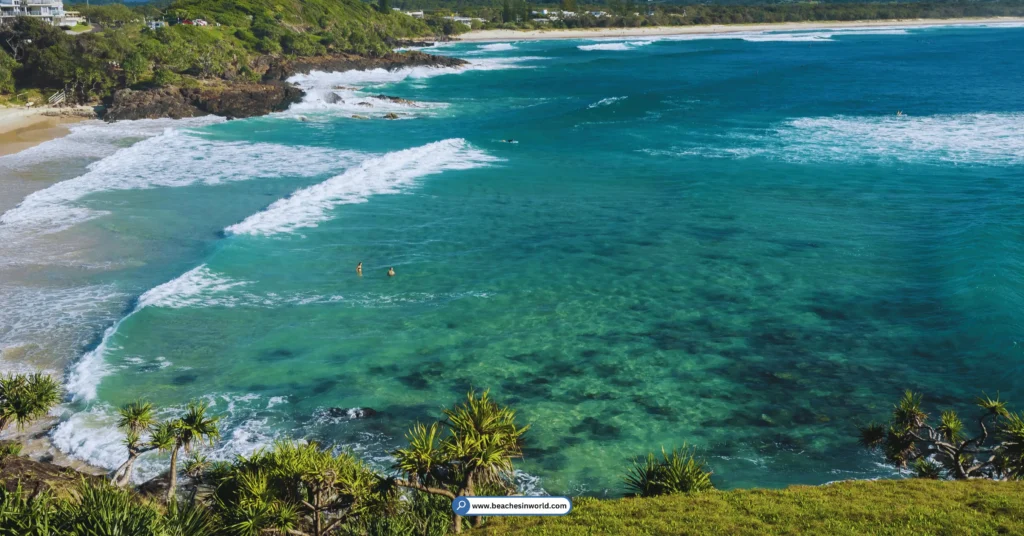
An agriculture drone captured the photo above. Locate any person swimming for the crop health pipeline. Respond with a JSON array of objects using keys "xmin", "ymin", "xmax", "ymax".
[
  {"xmin": 387, "ymin": 267, "xmax": 395, "ymax": 277},
  {"xmin": 896, "ymin": 110, "xmax": 903, "ymax": 116},
  {"xmin": 501, "ymin": 139, "xmax": 517, "ymax": 144},
  {"xmin": 356, "ymin": 262, "xmax": 362, "ymax": 276}
]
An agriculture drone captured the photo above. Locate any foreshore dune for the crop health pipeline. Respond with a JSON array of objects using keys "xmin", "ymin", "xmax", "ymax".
[{"xmin": 455, "ymin": 17, "xmax": 1024, "ymax": 42}]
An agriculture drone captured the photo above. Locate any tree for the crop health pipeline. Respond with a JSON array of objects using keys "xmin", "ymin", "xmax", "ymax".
[
  {"xmin": 0, "ymin": 373, "xmax": 61, "ymax": 434},
  {"xmin": 624, "ymin": 444, "xmax": 714, "ymax": 497},
  {"xmin": 0, "ymin": 49, "xmax": 18, "ymax": 95},
  {"xmin": 392, "ymin": 390, "xmax": 529, "ymax": 533},
  {"xmin": 858, "ymin": 391, "xmax": 1024, "ymax": 480},
  {"xmin": 110, "ymin": 400, "xmax": 161, "ymax": 487},
  {"xmin": 378, "ymin": 0, "xmax": 390, "ymax": 14},
  {"xmin": 122, "ymin": 51, "xmax": 148, "ymax": 86},
  {"xmin": 501, "ymin": 0, "xmax": 513, "ymax": 23},
  {"xmin": 560, "ymin": 0, "xmax": 577, "ymax": 14},
  {"xmin": 166, "ymin": 400, "xmax": 220, "ymax": 502}
]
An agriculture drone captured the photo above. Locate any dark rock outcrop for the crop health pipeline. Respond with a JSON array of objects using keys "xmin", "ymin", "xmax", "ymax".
[
  {"xmin": 0, "ymin": 447, "xmax": 103, "ymax": 495},
  {"xmin": 105, "ymin": 82, "xmax": 304, "ymax": 122},
  {"xmin": 375, "ymin": 94, "xmax": 419, "ymax": 106},
  {"xmin": 266, "ymin": 51, "xmax": 467, "ymax": 81},
  {"xmin": 104, "ymin": 87, "xmax": 207, "ymax": 122},
  {"xmin": 184, "ymin": 82, "xmax": 304, "ymax": 118}
]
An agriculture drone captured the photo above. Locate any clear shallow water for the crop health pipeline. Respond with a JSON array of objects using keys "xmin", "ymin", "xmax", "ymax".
[{"xmin": 2, "ymin": 24, "xmax": 1023, "ymax": 494}]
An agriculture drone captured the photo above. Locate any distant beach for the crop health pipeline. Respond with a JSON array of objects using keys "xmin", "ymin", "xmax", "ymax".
[{"xmin": 456, "ymin": 17, "xmax": 1024, "ymax": 42}]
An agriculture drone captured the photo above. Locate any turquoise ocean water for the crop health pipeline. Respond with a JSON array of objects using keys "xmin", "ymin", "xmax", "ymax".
[{"xmin": 2, "ymin": 23, "xmax": 1023, "ymax": 495}]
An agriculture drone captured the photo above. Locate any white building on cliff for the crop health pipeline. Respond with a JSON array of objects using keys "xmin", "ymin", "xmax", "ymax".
[{"xmin": 0, "ymin": 0, "xmax": 66, "ymax": 26}]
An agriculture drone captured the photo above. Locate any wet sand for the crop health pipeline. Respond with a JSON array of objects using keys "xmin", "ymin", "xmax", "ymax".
[{"xmin": 0, "ymin": 107, "xmax": 97, "ymax": 157}]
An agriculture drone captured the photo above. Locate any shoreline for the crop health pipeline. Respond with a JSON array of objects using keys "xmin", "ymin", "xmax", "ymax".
[
  {"xmin": 1, "ymin": 104, "xmax": 106, "ymax": 476},
  {"xmin": 0, "ymin": 106, "xmax": 99, "ymax": 157},
  {"xmin": 455, "ymin": 16, "xmax": 1024, "ymax": 42}
]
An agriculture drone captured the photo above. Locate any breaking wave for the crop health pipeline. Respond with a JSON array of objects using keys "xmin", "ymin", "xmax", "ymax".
[
  {"xmin": 578, "ymin": 41, "xmax": 651, "ymax": 51},
  {"xmin": 226, "ymin": 138, "xmax": 498, "ymax": 236},
  {"xmin": 589, "ymin": 96, "xmax": 628, "ymax": 109},
  {"xmin": 479, "ymin": 42, "xmax": 517, "ymax": 52},
  {"xmin": 286, "ymin": 56, "xmax": 545, "ymax": 118},
  {"xmin": 1, "ymin": 129, "xmax": 365, "ymax": 232},
  {"xmin": 641, "ymin": 113, "xmax": 1024, "ymax": 166},
  {"xmin": 774, "ymin": 113, "xmax": 1024, "ymax": 165}
]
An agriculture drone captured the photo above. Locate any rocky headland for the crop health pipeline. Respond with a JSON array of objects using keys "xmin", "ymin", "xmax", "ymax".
[{"xmin": 103, "ymin": 51, "xmax": 466, "ymax": 122}]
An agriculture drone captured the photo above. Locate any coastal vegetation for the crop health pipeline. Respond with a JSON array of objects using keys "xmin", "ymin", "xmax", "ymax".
[
  {"xmin": 858, "ymin": 391, "xmax": 1024, "ymax": 481},
  {"xmin": 0, "ymin": 372, "xmax": 61, "ymax": 434},
  {"xmin": 2, "ymin": 373, "xmax": 1023, "ymax": 534},
  {"xmin": 392, "ymin": 0, "xmax": 1024, "ymax": 30},
  {"xmin": 0, "ymin": 0, "xmax": 448, "ymax": 111}
]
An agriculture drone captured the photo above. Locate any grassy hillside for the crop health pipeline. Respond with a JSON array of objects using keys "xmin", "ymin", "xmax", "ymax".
[{"xmin": 480, "ymin": 479, "xmax": 1024, "ymax": 535}]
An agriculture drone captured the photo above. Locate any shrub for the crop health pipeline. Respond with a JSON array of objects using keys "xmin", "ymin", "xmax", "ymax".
[
  {"xmin": 624, "ymin": 444, "xmax": 715, "ymax": 497},
  {"xmin": 153, "ymin": 68, "xmax": 182, "ymax": 86}
]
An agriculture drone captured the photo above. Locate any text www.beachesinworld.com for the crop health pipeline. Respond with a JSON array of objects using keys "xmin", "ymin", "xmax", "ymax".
[{"xmin": 453, "ymin": 497, "xmax": 572, "ymax": 516}]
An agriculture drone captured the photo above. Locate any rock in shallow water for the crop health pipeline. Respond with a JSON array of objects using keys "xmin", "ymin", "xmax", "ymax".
[{"xmin": 321, "ymin": 407, "xmax": 378, "ymax": 420}]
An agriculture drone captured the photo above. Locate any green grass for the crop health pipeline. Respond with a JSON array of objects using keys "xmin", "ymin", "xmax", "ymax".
[{"xmin": 479, "ymin": 479, "xmax": 1024, "ymax": 535}]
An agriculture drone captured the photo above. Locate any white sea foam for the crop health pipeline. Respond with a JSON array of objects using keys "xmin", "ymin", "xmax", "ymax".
[
  {"xmin": 578, "ymin": 41, "xmax": 651, "ymax": 51},
  {"xmin": 0, "ymin": 283, "xmax": 125, "ymax": 377},
  {"xmin": 64, "ymin": 264, "xmax": 246, "ymax": 399},
  {"xmin": 479, "ymin": 42, "xmax": 517, "ymax": 51},
  {"xmin": 741, "ymin": 32, "xmax": 835, "ymax": 42},
  {"xmin": 286, "ymin": 57, "xmax": 546, "ymax": 86},
  {"xmin": 0, "ymin": 117, "xmax": 222, "ymax": 171},
  {"xmin": 52, "ymin": 393, "xmax": 289, "ymax": 483},
  {"xmin": 588, "ymin": 96, "xmax": 628, "ymax": 109},
  {"xmin": 645, "ymin": 27, "xmax": 909, "ymax": 44},
  {"xmin": 227, "ymin": 138, "xmax": 498, "ymax": 236},
  {"xmin": 774, "ymin": 113, "xmax": 1024, "ymax": 166},
  {"xmin": 137, "ymin": 265, "xmax": 251, "ymax": 309},
  {"xmin": 286, "ymin": 56, "xmax": 544, "ymax": 118},
  {"xmin": 642, "ymin": 112, "xmax": 1024, "ymax": 166},
  {"xmin": 1, "ymin": 129, "xmax": 365, "ymax": 232},
  {"xmin": 66, "ymin": 321, "xmax": 125, "ymax": 401}
]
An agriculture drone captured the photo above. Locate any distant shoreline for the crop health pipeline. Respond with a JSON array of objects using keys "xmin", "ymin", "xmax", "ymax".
[{"xmin": 455, "ymin": 17, "xmax": 1024, "ymax": 42}]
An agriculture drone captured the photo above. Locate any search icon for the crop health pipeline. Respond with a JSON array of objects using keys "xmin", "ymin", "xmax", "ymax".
[{"xmin": 452, "ymin": 497, "xmax": 472, "ymax": 516}]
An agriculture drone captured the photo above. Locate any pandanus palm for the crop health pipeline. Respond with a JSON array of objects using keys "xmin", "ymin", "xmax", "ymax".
[
  {"xmin": 392, "ymin": 390, "xmax": 529, "ymax": 533},
  {"xmin": 0, "ymin": 373, "xmax": 61, "ymax": 433},
  {"xmin": 210, "ymin": 440, "xmax": 381, "ymax": 536},
  {"xmin": 859, "ymin": 391, "xmax": 1024, "ymax": 480},
  {"xmin": 166, "ymin": 400, "xmax": 220, "ymax": 502},
  {"xmin": 111, "ymin": 400, "xmax": 156, "ymax": 487}
]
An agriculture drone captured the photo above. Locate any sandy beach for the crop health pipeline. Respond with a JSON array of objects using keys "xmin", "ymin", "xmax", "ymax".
[
  {"xmin": 0, "ymin": 106, "xmax": 98, "ymax": 157},
  {"xmin": 456, "ymin": 17, "xmax": 1024, "ymax": 42}
]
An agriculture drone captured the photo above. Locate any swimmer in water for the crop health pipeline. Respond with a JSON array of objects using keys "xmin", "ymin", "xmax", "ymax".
[
  {"xmin": 502, "ymin": 139, "xmax": 516, "ymax": 144},
  {"xmin": 387, "ymin": 267, "xmax": 395, "ymax": 277},
  {"xmin": 356, "ymin": 262, "xmax": 362, "ymax": 276}
]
